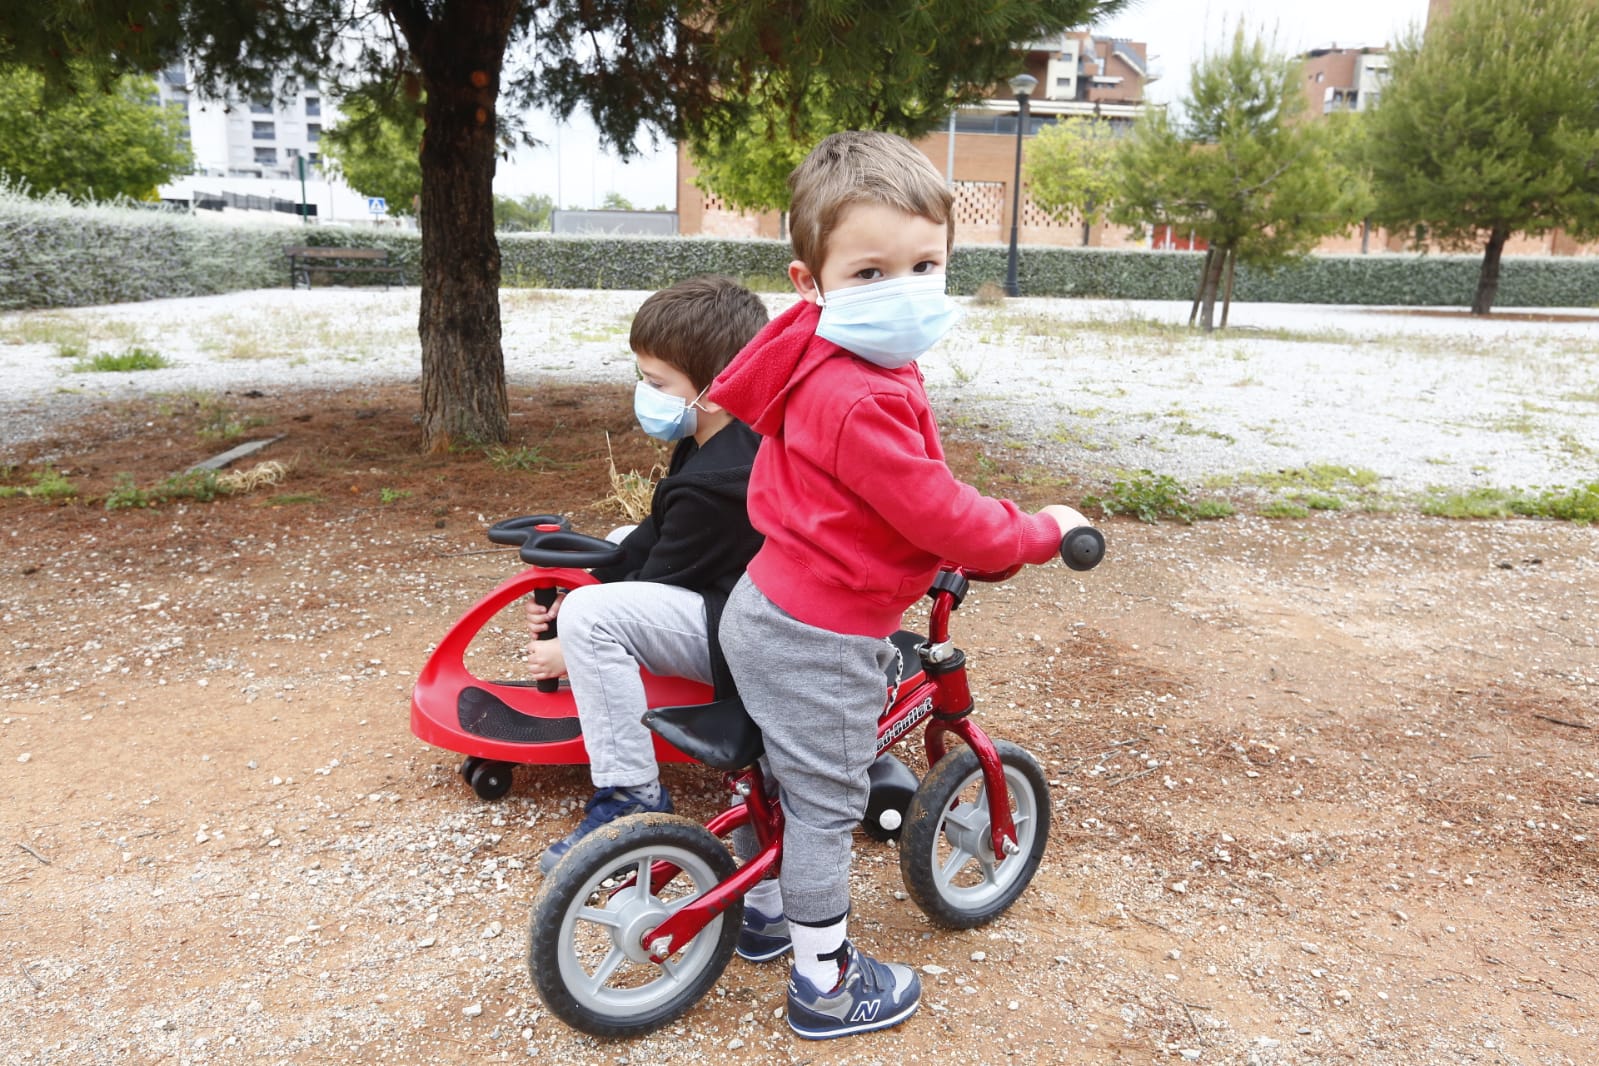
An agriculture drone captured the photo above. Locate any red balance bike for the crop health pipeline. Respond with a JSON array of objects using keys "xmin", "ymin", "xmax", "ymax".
[{"xmin": 512, "ymin": 522, "xmax": 1106, "ymax": 1037}]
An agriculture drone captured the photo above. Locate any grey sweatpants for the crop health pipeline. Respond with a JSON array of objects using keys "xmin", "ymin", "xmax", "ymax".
[
  {"xmin": 558, "ymin": 581, "xmax": 715, "ymax": 789},
  {"xmin": 719, "ymin": 574, "xmax": 895, "ymax": 924}
]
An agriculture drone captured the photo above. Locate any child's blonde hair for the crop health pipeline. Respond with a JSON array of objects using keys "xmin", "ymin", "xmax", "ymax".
[{"xmin": 787, "ymin": 130, "xmax": 954, "ymax": 276}]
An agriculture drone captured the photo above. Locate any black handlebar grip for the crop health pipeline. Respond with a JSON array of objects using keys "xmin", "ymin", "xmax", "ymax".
[
  {"xmin": 533, "ymin": 586, "xmax": 561, "ymax": 693},
  {"xmin": 486, "ymin": 514, "xmax": 569, "ymax": 546},
  {"xmin": 1060, "ymin": 526, "xmax": 1105, "ymax": 572}
]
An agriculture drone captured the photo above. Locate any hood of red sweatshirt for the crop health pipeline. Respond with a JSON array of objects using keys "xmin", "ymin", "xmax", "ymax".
[{"xmin": 709, "ymin": 299, "xmax": 843, "ymax": 436}]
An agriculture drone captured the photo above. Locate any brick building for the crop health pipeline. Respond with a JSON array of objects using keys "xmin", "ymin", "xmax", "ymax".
[{"xmin": 676, "ymin": 32, "xmax": 1160, "ymax": 248}]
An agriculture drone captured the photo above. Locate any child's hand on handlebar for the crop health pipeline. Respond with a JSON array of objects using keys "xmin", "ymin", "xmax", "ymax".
[
  {"xmin": 525, "ymin": 592, "xmax": 566, "ymax": 635},
  {"xmin": 1039, "ymin": 504, "xmax": 1091, "ymax": 538},
  {"xmin": 526, "ymin": 634, "xmax": 567, "ymax": 680}
]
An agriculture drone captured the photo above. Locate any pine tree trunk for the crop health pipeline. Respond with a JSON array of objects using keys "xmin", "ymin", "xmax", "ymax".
[
  {"xmin": 1198, "ymin": 245, "xmax": 1226, "ymax": 332},
  {"xmin": 412, "ymin": 1, "xmax": 518, "ymax": 452},
  {"xmin": 1189, "ymin": 247, "xmax": 1216, "ymax": 327},
  {"xmin": 1472, "ymin": 224, "xmax": 1510, "ymax": 316},
  {"xmin": 1219, "ymin": 250, "xmax": 1237, "ymax": 329}
]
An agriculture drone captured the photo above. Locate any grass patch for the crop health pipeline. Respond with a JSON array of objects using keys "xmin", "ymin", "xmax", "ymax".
[
  {"xmin": 1260, "ymin": 500, "xmax": 1311, "ymax": 519},
  {"xmin": 737, "ymin": 273, "xmax": 793, "ymax": 293},
  {"xmin": 1421, "ymin": 481, "xmax": 1599, "ymax": 523},
  {"xmin": 485, "ymin": 444, "xmax": 554, "ymax": 471},
  {"xmin": 0, "ymin": 467, "xmax": 79, "ymax": 500},
  {"xmin": 73, "ymin": 347, "xmax": 170, "ymax": 373},
  {"xmin": 1084, "ymin": 470, "xmax": 1196, "ymax": 524},
  {"xmin": 378, "ymin": 487, "xmax": 412, "ymax": 504},
  {"xmin": 197, "ymin": 399, "xmax": 268, "ymax": 441}
]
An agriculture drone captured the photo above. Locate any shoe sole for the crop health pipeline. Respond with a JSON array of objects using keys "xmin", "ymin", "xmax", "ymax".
[
  {"xmin": 735, "ymin": 939, "xmax": 792, "ymax": 963},
  {"xmin": 787, "ymin": 997, "xmax": 920, "ymax": 1040}
]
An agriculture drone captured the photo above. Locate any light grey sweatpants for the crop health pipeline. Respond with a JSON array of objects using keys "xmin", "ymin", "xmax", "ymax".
[
  {"xmin": 719, "ymin": 574, "xmax": 895, "ymax": 924},
  {"xmin": 558, "ymin": 581, "xmax": 715, "ymax": 789}
]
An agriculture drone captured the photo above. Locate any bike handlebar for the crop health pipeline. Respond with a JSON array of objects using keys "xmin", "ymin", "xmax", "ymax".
[{"xmin": 1060, "ymin": 526, "xmax": 1105, "ymax": 572}]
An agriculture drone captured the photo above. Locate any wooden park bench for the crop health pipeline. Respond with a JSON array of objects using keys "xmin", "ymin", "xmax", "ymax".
[{"xmin": 284, "ymin": 245, "xmax": 405, "ymax": 290}]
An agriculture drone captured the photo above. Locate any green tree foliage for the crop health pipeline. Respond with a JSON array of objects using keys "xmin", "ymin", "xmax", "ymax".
[
  {"xmin": 598, "ymin": 191, "xmax": 634, "ymax": 211},
  {"xmin": 494, "ymin": 192, "xmax": 553, "ymax": 232},
  {"xmin": 1, "ymin": 0, "xmax": 1126, "ymax": 450},
  {"xmin": 0, "ymin": 65, "xmax": 189, "ymax": 200},
  {"xmin": 1110, "ymin": 28, "xmax": 1368, "ymax": 330},
  {"xmin": 1364, "ymin": 0, "xmax": 1599, "ymax": 315},
  {"xmin": 1023, "ymin": 118, "xmax": 1120, "ymax": 246},
  {"xmin": 319, "ymin": 88, "xmax": 422, "ymax": 217}
]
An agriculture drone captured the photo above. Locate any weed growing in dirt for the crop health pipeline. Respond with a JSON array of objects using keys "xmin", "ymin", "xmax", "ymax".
[
  {"xmin": 74, "ymin": 347, "xmax": 170, "ymax": 373},
  {"xmin": 105, "ymin": 474, "xmax": 154, "ymax": 510},
  {"xmin": 485, "ymin": 444, "xmax": 552, "ymax": 471},
  {"xmin": 1, "ymin": 466, "xmax": 78, "ymax": 499},
  {"xmin": 197, "ymin": 399, "xmax": 268, "ymax": 441},
  {"xmin": 158, "ymin": 470, "xmax": 224, "ymax": 502},
  {"xmin": 1084, "ymin": 470, "xmax": 1229, "ymax": 524},
  {"xmin": 379, "ymin": 487, "xmax": 412, "ymax": 504},
  {"xmin": 266, "ymin": 493, "xmax": 324, "ymax": 506}
]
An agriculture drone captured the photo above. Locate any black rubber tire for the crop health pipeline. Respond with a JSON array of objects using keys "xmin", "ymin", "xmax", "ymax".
[
  {"xmin": 529, "ymin": 813, "xmax": 740, "ymax": 1037},
  {"xmin": 468, "ymin": 760, "xmax": 514, "ymax": 801},
  {"xmin": 899, "ymin": 740, "xmax": 1051, "ymax": 929},
  {"xmin": 459, "ymin": 755, "xmax": 481, "ymax": 783}
]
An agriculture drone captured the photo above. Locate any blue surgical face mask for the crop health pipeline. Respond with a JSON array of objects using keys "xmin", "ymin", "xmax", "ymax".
[
  {"xmin": 814, "ymin": 272, "xmax": 963, "ymax": 369},
  {"xmin": 633, "ymin": 380, "xmax": 706, "ymax": 441}
]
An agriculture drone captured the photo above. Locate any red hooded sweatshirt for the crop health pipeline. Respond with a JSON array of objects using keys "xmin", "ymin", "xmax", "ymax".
[{"xmin": 709, "ymin": 299, "xmax": 1062, "ymax": 638}]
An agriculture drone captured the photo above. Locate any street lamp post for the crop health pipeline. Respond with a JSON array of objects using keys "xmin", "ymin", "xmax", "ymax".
[{"xmin": 1004, "ymin": 72, "xmax": 1037, "ymax": 298}]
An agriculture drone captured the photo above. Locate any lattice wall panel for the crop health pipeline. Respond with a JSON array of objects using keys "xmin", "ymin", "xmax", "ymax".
[{"xmin": 953, "ymin": 181, "xmax": 1005, "ymax": 228}]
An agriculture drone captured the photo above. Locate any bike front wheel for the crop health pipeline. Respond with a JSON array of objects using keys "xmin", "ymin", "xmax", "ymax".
[
  {"xmin": 899, "ymin": 740, "xmax": 1051, "ymax": 928},
  {"xmin": 528, "ymin": 813, "xmax": 740, "ymax": 1037}
]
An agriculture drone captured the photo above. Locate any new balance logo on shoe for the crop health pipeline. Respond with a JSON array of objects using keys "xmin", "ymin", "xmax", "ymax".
[{"xmin": 849, "ymin": 1001, "xmax": 881, "ymax": 1023}]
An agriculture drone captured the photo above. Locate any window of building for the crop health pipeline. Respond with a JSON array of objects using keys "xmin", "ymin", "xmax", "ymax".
[
  {"xmin": 249, "ymin": 99, "xmax": 273, "ymax": 114},
  {"xmin": 254, "ymin": 147, "xmax": 278, "ymax": 165},
  {"xmin": 253, "ymin": 121, "xmax": 275, "ymax": 141},
  {"xmin": 307, "ymin": 123, "xmax": 321, "ymax": 142},
  {"xmin": 305, "ymin": 96, "xmax": 321, "ymax": 117}
]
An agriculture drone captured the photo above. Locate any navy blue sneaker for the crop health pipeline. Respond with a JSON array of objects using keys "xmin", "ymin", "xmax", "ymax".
[
  {"xmin": 735, "ymin": 906, "xmax": 791, "ymax": 962},
  {"xmin": 786, "ymin": 941, "xmax": 921, "ymax": 1040},
  {"xmin": 538, "ymin": 785, "xmax": 672, "ymax": 874}
]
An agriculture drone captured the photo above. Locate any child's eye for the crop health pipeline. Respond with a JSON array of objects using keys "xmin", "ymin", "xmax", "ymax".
[
  {"xmin": 912, "ymin": 260, "xmax": 941, "ymax": 274},
  {"xmin": 854, "ymin": 267, "xmax": 883, "ymax": 281}
]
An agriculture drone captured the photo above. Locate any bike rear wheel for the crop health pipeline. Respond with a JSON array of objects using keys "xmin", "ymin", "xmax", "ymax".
[
  {"xmin": 528, "ymin": 813, "xmax": 740, "ymax": 1037},
  {"xmin": 899, "ymin": 741, "xmax": 1050, "ymax": 928}
]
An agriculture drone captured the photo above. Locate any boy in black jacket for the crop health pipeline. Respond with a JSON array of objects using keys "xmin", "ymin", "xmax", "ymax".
[{"xmin": 527, "ymin": 276, "xmax": 767, "ymax": 875}]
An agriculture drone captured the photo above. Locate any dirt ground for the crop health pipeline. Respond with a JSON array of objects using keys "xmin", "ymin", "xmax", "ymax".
[{"xmin": 2, "ymin": 382, "xmax": 1595, "ymax": 1066}]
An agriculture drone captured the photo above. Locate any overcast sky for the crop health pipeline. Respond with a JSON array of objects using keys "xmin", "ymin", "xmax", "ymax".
[{"xmin": 494, "ymin": 0, "xmax": 1434, "ymax": 210}]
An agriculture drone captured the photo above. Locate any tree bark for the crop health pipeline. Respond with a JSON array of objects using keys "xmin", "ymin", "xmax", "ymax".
[
  {"xmin": 409, "ymin": 0, "xmax": 519, "ymax": 452},
  {"xmin": 1219, "ymin": 249, "xmax": 1237, "ymax": 329},
  {"xmin": 1198, "ymin": 245, "xmax": 1226, "ymax": 332},
  {"xmin": 1189, "ymin": 246, "xmax": 1217, "ymax": 327},
  {"xmin": 1472, "ymin": 224, "xmax": 1510, "ymax": 316}
]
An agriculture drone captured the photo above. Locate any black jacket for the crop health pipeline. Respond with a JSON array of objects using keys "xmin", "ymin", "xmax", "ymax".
[{"xmin": 591, "ymin": 421, "xmax": 763, "ymax": 695}]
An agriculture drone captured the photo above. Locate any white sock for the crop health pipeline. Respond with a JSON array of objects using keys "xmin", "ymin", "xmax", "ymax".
[
  {"xmin": 744, "ymin": 878, "xmax": 783, "ymax": 919},
  {"xmin": 790, "ymin": 916, "xmax": 847, "ymax": 990}
]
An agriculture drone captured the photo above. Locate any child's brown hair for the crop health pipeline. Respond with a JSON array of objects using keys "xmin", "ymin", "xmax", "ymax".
[
  {"xmin": 629, "ymin": 275, "xmax": 769, "ymax": 390},
  {"xmin": 787, "ymin": 130, "xmax": 955, "ymax": 276}
]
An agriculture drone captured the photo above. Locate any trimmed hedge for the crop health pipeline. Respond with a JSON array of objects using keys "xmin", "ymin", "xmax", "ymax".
[{"xmin": 4, "ymin": 187, "xmax": 1597, "ymax": 310}]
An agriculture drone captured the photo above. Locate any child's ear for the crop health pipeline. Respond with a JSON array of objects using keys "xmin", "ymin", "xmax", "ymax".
[{"xmin": 789, "ymin": 259, "xmax": 822, "ymax": 305}]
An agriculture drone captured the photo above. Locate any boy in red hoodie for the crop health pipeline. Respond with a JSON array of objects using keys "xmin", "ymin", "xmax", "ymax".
[{"xmin": 709, "ymin": 130, "xmax": 1089, "ymax": 1040}]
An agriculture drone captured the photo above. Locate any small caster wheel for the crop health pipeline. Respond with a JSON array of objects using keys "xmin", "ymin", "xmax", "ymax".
[
  {"xmin": 469, "ymin": 760, "xmax": 515, "ymax": 801},
  {"xmin": 461, "ymin": 756, "xmax": 484, "ymax": 783}
]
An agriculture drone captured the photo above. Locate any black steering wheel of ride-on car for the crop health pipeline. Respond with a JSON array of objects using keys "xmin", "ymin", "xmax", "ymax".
[
  {"xmin": 518, "ymin": 529, "xmax": 629, "ymax": 570},
  {"xmin": 486, "ymin": 514, "xmax": 570, "ymax": 546}
]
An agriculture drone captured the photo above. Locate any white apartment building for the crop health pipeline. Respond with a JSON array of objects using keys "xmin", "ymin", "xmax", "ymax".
[{"xmin": 153, "ymin": 62, "xmax": 390, "ymax": 225}]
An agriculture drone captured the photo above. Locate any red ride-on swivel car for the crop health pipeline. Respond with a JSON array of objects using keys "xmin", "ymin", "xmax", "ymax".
[{"xmin": 410, "ymin": 515, "xmax": 714, "ymax": 800}]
